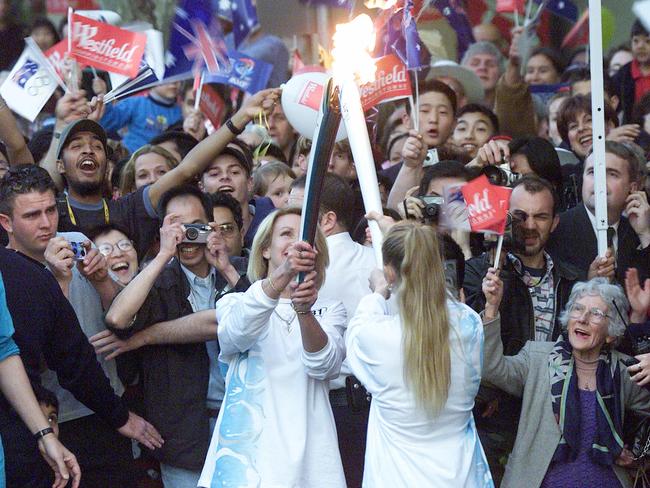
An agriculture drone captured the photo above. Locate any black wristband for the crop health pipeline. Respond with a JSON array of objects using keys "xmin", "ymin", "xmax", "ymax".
[
  {"xmin": 226, "ymin": 119, "xmax": 244, "ymax": 135},
  {"xmin": 33, "ymin": 427, "xmax": 54, "ymax": 440}
]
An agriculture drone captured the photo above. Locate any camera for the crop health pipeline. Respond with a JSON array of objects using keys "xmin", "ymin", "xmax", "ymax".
[
  {"xmin": 182, "ymin": 224, "xmax": 211, "ymax": 244},
  {"xmin": 69, "ymin": 241, "xmax": 87, "ymax": 260},
  {"xmin": 423, "ymin": 148, "xmax": 439, "ymax": 167},
  {"xmin": 480, "ymin": 164, "xmax": 521, "ymax": 187},
  {"xmin": 420, "ymin": 196, "xmax": 444, "ymax": 222},
  {"xmin": 623, "ymin": 323, "xmax": 650, "ymax": 369}
]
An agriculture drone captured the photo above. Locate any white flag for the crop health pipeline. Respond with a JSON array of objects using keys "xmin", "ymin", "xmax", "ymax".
[
  {"xmin": 0, "ymin": 44, "xmax": 57, "ymax": 121},
  {"xmin": 633, "ymin": 1, "xmax": 650, "ymax": 32}
]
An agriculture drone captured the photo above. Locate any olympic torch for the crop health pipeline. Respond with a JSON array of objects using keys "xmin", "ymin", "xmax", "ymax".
[{"xmin": 333, "ymin": 15, "xmax": 384, "ymax": 266}]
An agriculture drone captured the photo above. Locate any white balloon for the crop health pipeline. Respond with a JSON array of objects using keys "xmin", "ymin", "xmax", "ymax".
[{"xmin": 281, "ymin": 72, "xmax": 347, "ymax": 143}]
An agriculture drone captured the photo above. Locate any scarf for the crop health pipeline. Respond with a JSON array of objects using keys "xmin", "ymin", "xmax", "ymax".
[{"xmin": 548, "ymin": 335, "xmax": 624, "ymax": 465}]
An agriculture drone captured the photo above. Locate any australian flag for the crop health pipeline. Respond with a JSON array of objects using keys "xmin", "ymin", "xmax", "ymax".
[
  {"xmin": 11, "ymin": 58, "xmax": 39, "ymax": 88},
  {"xmin": 204, "ymin": 51, "xmax": 272, "ymax": 94},
  {"xmin": 537, "ymin": 0, "xmax": 578, "ymax": 22},
  {"xmin": 216, "ymin": 0, "xmax": 261, "ymax": 48},
  {"xmin": 377, "ymin": 1, "xmax": 430, "ymax": 70},
  {"xmin": 164, "ymin": 0, "xmax": 217, "ymax": 82},
  {"xmin": 434, "ymin": 0, "xmax": 475, "ymax": 62}
]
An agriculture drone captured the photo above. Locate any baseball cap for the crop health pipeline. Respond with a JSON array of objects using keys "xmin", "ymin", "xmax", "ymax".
[
  {"xmin": 426, "ymin": 60, "xmax": 485, "ymax": 105},
  {"xmin": 56, "ymin": 119, "xmax": 108, "ymax": 160},
  {"xmin": 221, "ymin": 140, "xmax": 254, "ymax": 176}
]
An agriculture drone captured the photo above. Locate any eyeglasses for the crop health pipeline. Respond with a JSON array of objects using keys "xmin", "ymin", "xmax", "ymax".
[
  {"xmin": 212, "ymin": 223, "xmax": 237, "ymax": 237},
  {"xmin": 569, "ymin": 302, "xmax": 610, "ymax": 324},
  {"xmin": 97, "ymin": 239, "xmax": 134, "ymax": 256}
]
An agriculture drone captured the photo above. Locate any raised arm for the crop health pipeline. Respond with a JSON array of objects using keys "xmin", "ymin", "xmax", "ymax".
[
  {"xmin": 0, "ymin": 96, "xmax": 34, "ymax": 165},
  {"xmin": 387, "ymin": 129, "xmax": 427, "ymax": 210},
  {"xmin": 147, "ymin": 88, "xmax": 281, "ymax": 209},
  {"xmin": 104, "ymin": 215, "xmax": 183, "ymax": 330}
]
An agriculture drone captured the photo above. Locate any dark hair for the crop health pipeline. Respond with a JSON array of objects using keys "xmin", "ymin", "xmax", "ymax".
[
  {"xmin": 157, "ymin": 184, "xmax": 211, "ymax": 222},
  {"xmin": 418, "ymin": 161, "xmax": 471, "ymax": 196},
  {"xmin": 406, "ymin": 79, "xmax": 458, "ymax": 115},
  {"xmin": 218, "ymin": 139, "xmax": 255, "ymax": 177},
  {"xmin": 291, "ymin": 174, "xmax": 306, "ymax": 190},
  {"xmin": 31, "ymin": 382, "xmax": 58, "ymax": 410},
  {"xmin": 562, "ymin": 66, "xmax": 616, "ymax": 97},
  {"xmin": 87, "ymin": 223, "xmax": 133, "ymax": 242},
  {"xmin": 631, "ymin": 19, "xmax": 649, "ymax": 39},
  {"xmin": 377, "ymin": 172, "xmax": 393, "ymax": 194},
  {"xmin": 30, "ymin": 17, "xmax": 60, "ymax": 45},
  {"xmin": 27, "ymin": 127, "xmax": 54, "ymax": 164},
  {"xmin": 511, "ymin": 175, "xmax": 559, "ymax": 215},
  {"xmin": 320, "ymin": 174, "xmax": 355, "ymax": 231},
  {"xmin": 556, "ymin": 94, "xmax": 617, "ymax": 143},
  {"xmin": 509, "ymin": 137, "xmax": 563, "ymax": 191},
  {"xmin": 351, "ymin": 207, "xmax": 402, "ymax": 245},
  {"xmin": 149, "ymin": 131, "xmax": 199, "ymax": 160},
  {"xmin": 256, "ymin": 142, "xmax": 287, "ymax": 164},
  {"xmin": 632, "ymin": 92, "xmax": 650, "ymax": 127},
  {"xmin": 0, "ymin": 142, "xmax": 7, "ymax": 162},
  {"xmin": 528, "ymin": 47, "xmax": 565, "ymax": 77},
  {"xmin": 456, "ymin": 103, "xmax": 500, "ymax": 133},
  {"xmin": 0, "ymin": 165, "xmax": 57, "ymax": 216},
  {"xmin": 210, "ymin": 191, "xmax": 244, "ymax": 230}
]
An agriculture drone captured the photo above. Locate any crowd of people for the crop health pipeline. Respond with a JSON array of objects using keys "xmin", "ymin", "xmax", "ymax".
[{"xmin": 0, "ymin": 1, "xmax": 650, "ymax": 487}]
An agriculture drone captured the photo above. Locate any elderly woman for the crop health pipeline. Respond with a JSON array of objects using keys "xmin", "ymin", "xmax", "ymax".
[
  {"xmin": 482, "ymin": 269, "xmax": 650, "ymax": 488},
  {"xmin": 198, "ymin": 206, "xmax": 346, "ymax": 487}
]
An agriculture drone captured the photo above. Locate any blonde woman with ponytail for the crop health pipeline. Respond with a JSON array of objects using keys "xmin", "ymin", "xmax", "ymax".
[{"xmin": 346, "ymin": 221, "xmax": 493, "ymax": 487}]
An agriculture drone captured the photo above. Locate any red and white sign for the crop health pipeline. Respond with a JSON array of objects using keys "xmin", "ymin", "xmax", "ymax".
[
  {"xmin": 297, "ymin": 80, "xmax": 324, "ymax": 111},
  {"xmin": 360, "ymin": 54, "xmax": 411, "ymax": 111},
  {"xmin": 461, "ymin": 175, "xmax": 512, "ymax": 234},
  {"xmin": 199, "ymin": 84, "xmax": 226, "ymax": 129},
  {"xmin": 45, "ymin": 40, "xmax": 87, "ymax": 83},
  {"xmin": 70, "ymin": 13, "xmax": 146, "ymax": 77}
]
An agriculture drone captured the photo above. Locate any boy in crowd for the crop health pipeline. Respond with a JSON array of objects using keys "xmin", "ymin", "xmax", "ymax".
[{"xmin": 613, "ymin": 20, "xmax": 650, "ymax": 124}]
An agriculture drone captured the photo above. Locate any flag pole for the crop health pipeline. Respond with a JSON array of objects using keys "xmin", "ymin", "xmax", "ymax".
[{"xmin": 588, "ymin": 0, "xmax": 608, "ymax": 256}]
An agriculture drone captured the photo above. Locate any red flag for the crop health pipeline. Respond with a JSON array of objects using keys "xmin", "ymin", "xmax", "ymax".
[
  {"xmin": 45, "ymin": 40, "xmax": 87, "ymax": 82},
  {"xmin": 70, "ymin": 13, "xmax": 146, "ymax": 77},
  {"xmin": 291, "ymin": 49, "xmax": 305, "ymax": 77},
  {"xmin": 461, "ymin": 175, "xmax": 512, "ymax": 234},
  {"xmin": 360, "ymin": 54, "xmax": 412, "ymax": 111},
  {"xmin": 496, "ymin": 0, "xmax": 525, "ymax": 13},
  {"xmin": 199, "ymin": 84, "xmax": 226, "ymax": 129},
  {"xmin": 561, "ymin": 10, "xmax": 588, "ymax": 48}
]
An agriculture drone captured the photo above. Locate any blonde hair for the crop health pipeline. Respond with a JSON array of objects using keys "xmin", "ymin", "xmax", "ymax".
[
  {"xmin": 119, "ymin": 145, "xmax": 179, "ymax": 195},
  {"xmin": 382, "ymin": 221, "xmax": 451, "ymax": 415},
  {"xmin": 247, "ymin": 207, "xmax": 328, "ymax": 287},
  {"xmin": 252, "ymin": 161, "xmax": 295, "ymax": 197}
]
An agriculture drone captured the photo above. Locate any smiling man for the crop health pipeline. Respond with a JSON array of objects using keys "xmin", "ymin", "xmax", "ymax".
[
  {"xmin": 104, "ymin": 185, "xmax": 249, "ymax": 488},
  {"xmin": 463, "ymin": 175, "xmax": 581, "ymax": 484}
]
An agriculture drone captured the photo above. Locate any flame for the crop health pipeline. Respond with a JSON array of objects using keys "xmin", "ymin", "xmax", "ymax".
[
  {"xmin": 364, "ymin": 0, "xmax": 397, "ymax": 9},
  {"xmin": 331, "ymin": 14, "xmax": 377, "ymax": 86}
]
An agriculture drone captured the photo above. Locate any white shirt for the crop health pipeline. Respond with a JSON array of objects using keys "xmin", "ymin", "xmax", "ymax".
[
  {"xmin": 198, "ymin": 280, "xmax": 347, "ymax": 488},
  {"xmin": 346, "ymin": 293, "xmax": 493, "ymax": 488},
  {"xmin": 319, "ymin": 232, "xmax": 377, "ymax": 389},
  {"xmin": 585, "ymin": 204, "xmax": 619, "ymax": 253}
]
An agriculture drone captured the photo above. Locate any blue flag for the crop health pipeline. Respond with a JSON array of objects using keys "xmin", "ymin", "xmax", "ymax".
[
  {"xmin": 204, "ymin": 51, "xmax": 272, "ymax": 94},
  {"xmin": 401, "ymin": 0, "xmax": 427, "ymax": 69},
  {"xmin": 434, "ymin": 0, "xmax": 475, "ymax": 62},
  {"xmin": 164, "ymin": 0, "xmax": 216, "ymax": 82},
  {"xmin": 541, "ymin": 0, "xmax": 578, "ymax": 22},
  {"xmin": 215, "ymin": 0, "xmax": 261, "ymax": 47}
]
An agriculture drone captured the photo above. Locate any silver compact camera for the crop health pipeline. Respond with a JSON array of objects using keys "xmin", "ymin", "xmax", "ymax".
[{"xmin": 182, "ymin": 224, "xmax": 211, "ymax": 244}]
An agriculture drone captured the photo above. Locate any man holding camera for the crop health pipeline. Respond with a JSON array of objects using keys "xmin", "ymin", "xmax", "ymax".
[
  {"xmin": 462, "ymin": 175, "xmax": 581, "ymax": 484},
  {"xmin": 0, "ymin": 166, "xmax": 163, "ymax": 487},
  {"xmin": 104, "ymin": 186, "xmax": 248, "ymax": 488}
]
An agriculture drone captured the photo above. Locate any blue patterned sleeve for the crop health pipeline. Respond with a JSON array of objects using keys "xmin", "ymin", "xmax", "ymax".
[{"xmin": 0, "ymin": 273, "xmax": 19, "ymax": 362}]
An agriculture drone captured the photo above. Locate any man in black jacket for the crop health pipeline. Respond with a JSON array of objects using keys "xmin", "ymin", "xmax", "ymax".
[
  {"xmin": 546, "ymin": 141, "xmax": 650, "ymax": 284},
  {"xmin": 0, "ymin": 247, "xmax": 163, "ymax": 488},
  {"xmin": 104, "ymin": 186, "xmax": 249, "ymax": 487},
  {"xmin": 463, "ymin": 175, "xmax": 581, "ymax": 484}
]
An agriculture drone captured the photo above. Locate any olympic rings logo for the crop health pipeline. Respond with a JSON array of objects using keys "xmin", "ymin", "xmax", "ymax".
[{"xmin": 25, "ymin": 74, "xmax": 51, "ymax": 97}]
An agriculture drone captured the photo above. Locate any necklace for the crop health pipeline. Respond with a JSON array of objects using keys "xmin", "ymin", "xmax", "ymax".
[
  {"xmin": 274, "ymin": 309, "xmax": 296, "ymax": 333},
  {"xmin": 575, "ymin": 356, "xmax": 598, "ymax": 391}
]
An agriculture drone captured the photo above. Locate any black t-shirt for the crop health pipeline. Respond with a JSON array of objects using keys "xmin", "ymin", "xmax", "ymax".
[{"xmin": 57, "ymin": 186, "xmax": 159, "ymax": 259}]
